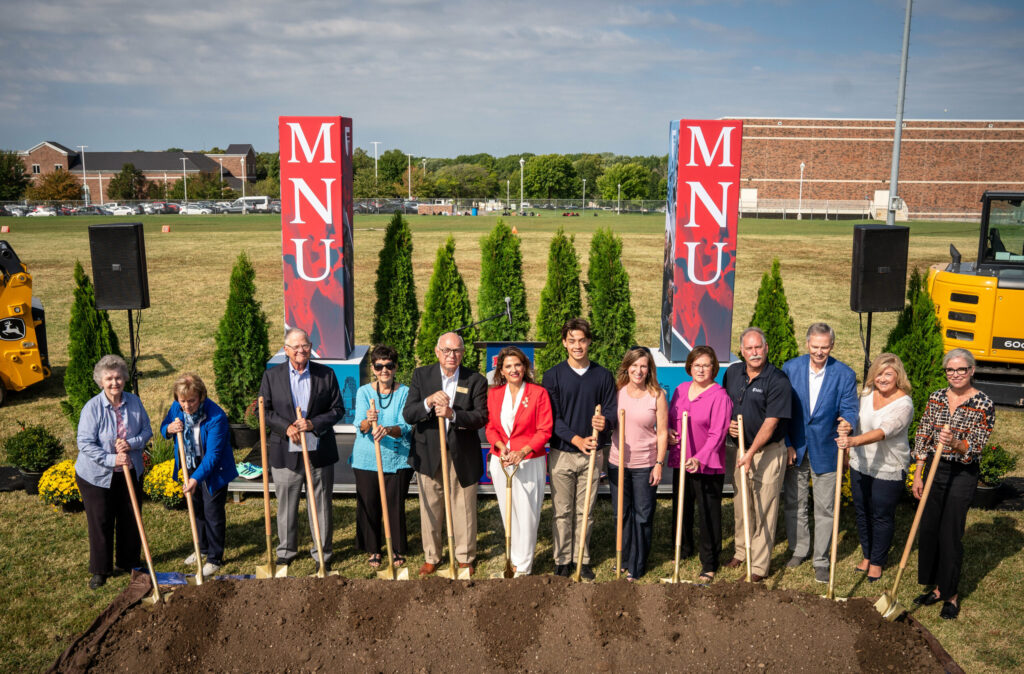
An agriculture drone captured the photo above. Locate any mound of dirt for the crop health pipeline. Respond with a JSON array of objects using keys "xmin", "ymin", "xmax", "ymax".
[{"xmin": 55, "ymin": 575, "xmax": 954, "ymax": 673}]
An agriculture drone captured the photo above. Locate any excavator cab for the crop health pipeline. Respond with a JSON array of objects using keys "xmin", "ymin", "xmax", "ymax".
[
  {"xmin": 0, "ymin": 241, "xmax": 50, "ymax": 406},
  {"xmin": 929, "ymin": 192, "xmax": 1024, "ymax": 406}
]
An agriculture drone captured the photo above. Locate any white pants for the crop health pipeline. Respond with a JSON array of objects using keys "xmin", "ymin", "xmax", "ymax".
[{"xmin": 489, "ymin": 453, "xmax": 545, "ymax": 574}]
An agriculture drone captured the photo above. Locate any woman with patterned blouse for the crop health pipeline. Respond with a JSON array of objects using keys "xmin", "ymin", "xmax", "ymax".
[{"xmin": 911, "ymin": 348, "xmax": 995, "ymax": 620}]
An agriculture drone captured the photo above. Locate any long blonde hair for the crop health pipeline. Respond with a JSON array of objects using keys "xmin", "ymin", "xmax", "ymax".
[
  {"xmin": 615, "ymin": 348, "xmax": 660, "ymax": 396},
  {"xmin": 862, "ymin": 353, "xmax": 912, "ymax": 397}
]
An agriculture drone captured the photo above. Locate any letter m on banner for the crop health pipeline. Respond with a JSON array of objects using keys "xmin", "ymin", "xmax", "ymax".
[
  {"xmin": 278, "ymin": 116, "xmax": 355, "ymax": 359},
  {"xmin": 660, "ymin": 119, "xmax": 742, "ymax": 362}
]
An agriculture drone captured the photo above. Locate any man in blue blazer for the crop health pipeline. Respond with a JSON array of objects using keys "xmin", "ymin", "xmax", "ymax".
[{"xmin": 781, "ymin": 323, "xmax": 859, "ymax": 582}]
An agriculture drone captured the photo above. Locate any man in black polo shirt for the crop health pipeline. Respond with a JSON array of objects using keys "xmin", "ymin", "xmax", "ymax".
[{"xmin": 723, "ymin": 327, "xmax": 792, "ymax": 581}]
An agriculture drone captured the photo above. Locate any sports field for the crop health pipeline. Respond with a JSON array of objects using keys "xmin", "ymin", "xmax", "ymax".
[{"xmin": 0, "ymin": 212, "xmax": 1021, "ymax": 671}]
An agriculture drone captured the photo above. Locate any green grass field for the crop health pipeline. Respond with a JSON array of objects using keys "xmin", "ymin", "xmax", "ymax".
[{"xmin": 0, "ymin": 212, "xmax": 1021, "ymax": 672}]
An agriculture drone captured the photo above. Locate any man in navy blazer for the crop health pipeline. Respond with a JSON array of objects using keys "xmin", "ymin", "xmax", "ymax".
[
  {"xmin": 781, "ymin": 323, "xmax": 859, "ymax": 582},
  {"xmin": 259, "ymin": 328, "xmax": 345, "ymax": 571},
  {"xmin": 403, "ymin": 332, "xmax": 488, "ymax": 577}
]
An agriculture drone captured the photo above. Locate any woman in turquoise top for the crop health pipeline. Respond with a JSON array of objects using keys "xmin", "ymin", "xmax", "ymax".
[{"xmin": 351, "ymin": 344, "xmax": 414, "ymax": 570}]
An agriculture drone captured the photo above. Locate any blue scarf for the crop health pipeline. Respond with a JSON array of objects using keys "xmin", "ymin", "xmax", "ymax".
[{"xmin": 181, "ymin": 408, "xmax": 205, "ymax": 471}]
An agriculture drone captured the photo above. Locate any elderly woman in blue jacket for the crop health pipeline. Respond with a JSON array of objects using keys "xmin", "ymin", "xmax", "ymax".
[{"xmin": 161, "ymin": 373, "xmax": 238, "ymax": 576}]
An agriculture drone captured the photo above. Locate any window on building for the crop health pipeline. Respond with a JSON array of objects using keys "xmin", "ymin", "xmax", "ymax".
[
  {"xmin": 32, "ymin": 164, "xmax": 40, "ymax": 174},
  {"xmin": 54, "ymin": 164, "xmax": 63, "ymax": 171}
]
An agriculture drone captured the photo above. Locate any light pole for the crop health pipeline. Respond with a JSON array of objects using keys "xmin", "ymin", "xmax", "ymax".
[
  {"xmin": 582, "ymin": 178, "xmax": 586, "ymax": 215},
  {"xmin": 519, "ymin": 158, "xmax": 524, "ymax": 214},
  {"xmin": 371, "ymin": 141, "xmax": 381, "ymax": 180},
  {"xmin": 407, "ymin": 154, "xmax": 412, "ymax": 200},
  {"xmin": 180, "ymin": 158, "xmax": 188, "ymax": 206},
  {"xmin": 506, "ymin": 180, "xmax": 510, "ymax": 210},
  {"xmin": 617, "ymin": 183, "xmax": 621, "ymax": 215},
  {"xmin": 241, "ymin": 157, "xmax": 246, "ymax": 200},
  {"xmin": 77, "ymin": 145, "xmax": 88, "ymax": 204},
  {"xmin": 421, "ymin": 157, "xmax": 427, "ymax": 174},
  {"xmin": 798, "ymin": 161, "xmax": 805, "ymax": 220},
  {"xmin": 218, "ymin": 158, "xmax": 223, "ymax": 196}
]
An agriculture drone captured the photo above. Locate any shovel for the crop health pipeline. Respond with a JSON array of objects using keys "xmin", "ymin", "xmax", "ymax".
[
  {"xmin": 437, "ymin": 416, "xmax": 472, "ymax": 580},
  {"xmin": 663, "ymin": 412, "xmax": 693, "ymax": 584},
  {"xmin": 369, "ymin": 400, "xmax": 409, "ymax": 580},
  {"xmin": 736, "ymin": 414, "xmax": 753, "ymax": 583},
  {"xmin": 571, "ymin": 405, "xmax": 601, "ymax": 583},
  {"xmin": 875, "ymin": 424, "xmax": 949, "ymax": 620},
  {"xmin": 825, "ymin": 425, "xmax": 849, "ymax": 601},
  {"xmin": 122, "ymin": 465, "xmax": 164, "ymax": 606},
  {"xmin": 255, "ymin": 397, "xmax": 287, "ymax": 579},
  {"xmin": 297, "ymin": 406, "xmax": 338, "ymax": 578},
  {"xmin": 175, "ymin": 431, "xmax": 205, "ymax": 585},
  {"xmin": 615, "ymin": 408, "xmax": 626, "ymax": 579},
  {"xmin": 492, "ymin": 460, "xmax": 520, "ymax": 579}
]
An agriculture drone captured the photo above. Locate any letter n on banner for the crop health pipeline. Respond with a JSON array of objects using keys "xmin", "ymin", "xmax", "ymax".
[
  {"xmin": 278, "ymin": 116, "xmax": 355, "ymax": 359},
  {"xmin": 660, "ymin": 119, "xmax": 742, "ymax": 362}
]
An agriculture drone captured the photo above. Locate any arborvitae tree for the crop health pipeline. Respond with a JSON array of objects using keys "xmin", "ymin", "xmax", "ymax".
[
  {"xmin": 416, "ymin": 237, "xmax": 479, "ymax": 370},
  {"xmin": 61, "ymin": 261, "xmax": 122, "ymax": 429},
  {"xmin": 749, "ymin": 258, "xmax": 800, "ymax": 367},
  {"xmin": 371, "ymin": 212, "xmax": 420, "ymax": 383},
  {"xmin": 213, "ymin": 252, "xmax": 270, "ymax": 423},
  {"xmin": 585, "ymin": 228, "xmax": 635, "ymax": 371},
  {"xmin": 477, "ymin": 219, "xmax": 529, "ymax": 342},
  {"xmin": 884, "ymin": 267, "xmax": 946, "ymax": 438},
  {"xmin": 535, "ymin": 227, "xmax": 583, "ymax": 376}
]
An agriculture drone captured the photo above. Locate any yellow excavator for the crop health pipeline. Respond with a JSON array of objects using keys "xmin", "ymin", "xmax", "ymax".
[
  {"xmin": 0, "ymin": 241, "xmax": 50, "ymax": 406},
  {"xmin": 927, "ymin": 191, "xmax": 1024, "ymax": 406}
]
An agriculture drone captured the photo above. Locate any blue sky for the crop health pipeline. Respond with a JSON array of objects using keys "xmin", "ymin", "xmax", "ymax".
[{"xmin": 1, "ymin": 0, "xmax": 1021, "ymax": 157}]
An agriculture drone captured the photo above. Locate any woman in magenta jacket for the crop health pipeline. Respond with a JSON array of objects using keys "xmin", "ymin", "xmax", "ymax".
[
  {"xmin": 668, "ymin": 345, "xmax": 733, "ymax": 583},
  {"xmin": 485, "ymin": 346, "xmax": 553, "ymax": 576}
]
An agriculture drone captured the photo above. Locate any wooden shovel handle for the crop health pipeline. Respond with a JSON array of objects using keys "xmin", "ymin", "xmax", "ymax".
[
  {"xmin": 896, "ymin": 424, "xmax": 950, "ymax": 571},
  {"xmin": 175, "ymin": 431, "xmax": 203, "ymax": 573},
  {"xmin": 258, "ymin": 397, "xmax": 272, "ymax": 537}
]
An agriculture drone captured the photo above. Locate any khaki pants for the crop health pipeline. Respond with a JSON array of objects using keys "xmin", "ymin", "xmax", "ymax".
[
  {"xmin": 729, "ymin": 438, "xmax": 786, "ymax": 576},
  {"xmin": 417, "ymin": 458, "xmax": 478, "ymax": 565},
  {"xmin": 549, "ymin": 448, "xmax": 602, "ymax": 565}
]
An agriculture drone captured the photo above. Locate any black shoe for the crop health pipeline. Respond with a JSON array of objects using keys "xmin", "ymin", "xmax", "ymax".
[
  {"xmin": 913, "ymin": 590, "xmax": 942, "ymax": 606},
  {"xmin": 580, "ymin": 564, "xmax": 596, "ymax": 581},
  {"xmin": 553, "ymin": 564, "xmax": 568, "ymax": 577},
  {"xmin": 940, "ymin": 601, "xmax": 960, "ymax": 620},
  {"xmin": 276, "ymin": 557, "xmax": 291, "ymax": 567},
  {"xmin": 88, "ymin": 574, "xmax": 107, "ymax": 590},
  {"xmin": 313, "ymin": 560, "xmax": 331, "ymax": 574}
]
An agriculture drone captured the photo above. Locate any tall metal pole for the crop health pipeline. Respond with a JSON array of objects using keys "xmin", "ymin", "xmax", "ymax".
[
  {"xmin": 519, "ymin": 158, "xmax": 524, "ymax": 213},
  {"xmin": 507, "ymin": 180, "xmax": 510, "ymax": 209},
  {"xmin": 798, "ymin": 161, "xmax": 805, "ymax": 220},
  {"xmin": 180, "ymin": 158, "xmax": 188, "ymax": 205},
  {"xmin": 371, "ymin": 142, "xmax": 381, "ymax": 180},
  {"xmin": 887, "ymin": 0, "xmax": 913, "ymax": 226},
  {"xmin": 77, "ymin": 145, "xmax": 88, "ymax": 204},
  {"xmin": 582, "ymin": 178, "xmax": 586, "ymax": 215},
  {"xmin": 617, "ymin": 183, "xmax": 621, "ymax": 215},
  {"xmin": 407, "ymin": 154, "xmax": 412, "ymax": 200}
]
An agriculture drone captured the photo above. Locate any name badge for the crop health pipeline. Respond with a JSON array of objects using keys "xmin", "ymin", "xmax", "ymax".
[
  {"xmin": 288, "ymin": 432, "xmax": 319, "ymax": 453},
  {"xmin": 456, "ymin": 386, "xmax": 469, "ymax": 394}
]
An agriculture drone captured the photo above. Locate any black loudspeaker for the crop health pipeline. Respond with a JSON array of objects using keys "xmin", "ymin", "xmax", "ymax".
[
  {"xmin": 850, "ymin": 224, "xmax": 910, "ymax": 313},
  {"xmin": 88, "ymin": 223, "xmax": 150, "ymax": 310}
]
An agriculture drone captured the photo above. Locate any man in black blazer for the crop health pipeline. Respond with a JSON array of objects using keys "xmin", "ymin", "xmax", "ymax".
[
  {"xmin": 403, "ymin": 331, "xmax": 488, "ymax": 577},
  {"xmin": 259, "ymin": 328, "xmax": 344, "ymax": 571}
]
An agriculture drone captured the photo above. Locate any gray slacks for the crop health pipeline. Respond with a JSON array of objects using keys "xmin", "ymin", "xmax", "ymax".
[
  {"xmin": 272, "ymin": 463, "xmax": 335, "ymax": 564},
  {"xmin": 785, "ymin": 456, "xmax": 838, "ymax": 568}
]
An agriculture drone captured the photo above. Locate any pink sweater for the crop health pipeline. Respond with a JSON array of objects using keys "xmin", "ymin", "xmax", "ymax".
[{"xmin": 668, "ymin": 382, "xmax": 733, "ymax": 474}]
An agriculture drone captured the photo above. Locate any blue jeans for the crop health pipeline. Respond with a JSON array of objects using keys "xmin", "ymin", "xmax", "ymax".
[
  {"xmin": 609, "ymin": 464, "xmax": 656, "ymax": 579},
  {"xmin": 849, "ymin": 469, "xmax": 903, "ymax": 567}
]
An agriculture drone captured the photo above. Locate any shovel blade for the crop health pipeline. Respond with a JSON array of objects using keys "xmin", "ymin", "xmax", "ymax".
[
  {"xmin": 141, "ymin": 590, "xmax": 166, "ymax": 607},
  {"xmin": 437, "ymin": 567, "xmax": 457, "ymax": 579},
  {"xmin": 875, "ymin": 593, "xmax": 904, "ymax": 621},
  {"xmin": 377, "ymin": 565, "xmax": 403, "ymax": 581},
  {"xmin": 457, "ymin": 567, "xmax": 473, "ymax": 581}
]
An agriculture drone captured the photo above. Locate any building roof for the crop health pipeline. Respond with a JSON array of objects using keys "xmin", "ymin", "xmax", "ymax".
[
  {"xmin": 66, "ymin": 151, "xmax": 223, "ymax": 174},
  {"xmin": 224, "ymin": 144, "xmax": 254, "ymax": 156},
  {"xmin": 22, "ymin": 141, "xmax": 77, "ymax": 156}
]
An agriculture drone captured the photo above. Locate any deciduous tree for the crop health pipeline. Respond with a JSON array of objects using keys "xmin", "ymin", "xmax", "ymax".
[
  {"xmin": 106, "ymin": 163, "xmax": 148, "ymax": 200},
  {"xmin": 0, "ymin": 150, "xmax": 29, "ymax": 200},
  {"xmin": 523, "ymin": 154, "xmax": 576, "ymax": 199},
  {"xmin": 596, "ymin": 162, "xmax": 652, "ymax": 200},
  {"xmin": 25, "ymin": 169, "xmax": 82, "ymax": 201}
]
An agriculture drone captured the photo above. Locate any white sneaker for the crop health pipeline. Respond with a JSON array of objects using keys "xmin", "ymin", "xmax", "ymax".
[
  {"xmin": 184, "ymin": 552, "xmax": 200, "ymax": 566},
  {"xmin": 202, "ymin": 562, "xmax": 221, "ymax": 577}
]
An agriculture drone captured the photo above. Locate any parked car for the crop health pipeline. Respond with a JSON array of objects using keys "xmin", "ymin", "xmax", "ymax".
[
  {"xmin": 223, "ymin": 196, "xmax": 271, "ymax": 213},
  {"xmin": 72, "ymin": 205, "xmax": 112, "ymax": 215},
  {"xmin": 108, "ymin": 205, "xmax": 136, "ymax": 216},
  {"xmin": 270, "ymin": 200, "xmax": 281, "ymax": 213},
  {"xmin": 3, "ymin": 205, "xmax": 26, "ymax": 216},
  {"xmin": 26, "ymin": 207, "xmax": 57, "ymax": 217},
  {"xmin": 179, "ymin": 204, "xmax": 213, "ymax": 215}
]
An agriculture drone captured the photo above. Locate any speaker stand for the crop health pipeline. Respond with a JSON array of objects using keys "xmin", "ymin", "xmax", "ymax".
[
  {"xmin": 860, "ymin": 311, "xmax": 873, "ymax": 382},
  {"xmin": 127, "ymin": 309, "xmax": 139, "ymax": 395}
]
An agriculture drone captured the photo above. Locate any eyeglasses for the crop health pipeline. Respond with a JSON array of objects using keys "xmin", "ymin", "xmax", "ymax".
[
  {"xmin": 944, "ymin": 367, "xmax": 971, "ymax": 376},
  {"xmin": 438, "ymin": 347, "xmax": 464, "ymax": 357},
  {"xmin": 373, "ymin": 361, "xmax": 396, "ymax": 371},
  {"xmin": 692, "ymin": 363, "xmax": 713, "ymax": 370},
  {"xmin": 285, "ymin": 343, "xmax": 311, "ymax": 352}
]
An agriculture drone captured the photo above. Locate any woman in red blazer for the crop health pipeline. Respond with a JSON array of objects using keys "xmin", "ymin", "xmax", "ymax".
[{"xmin": 485, "ymin": 346, "xmax": 553, "ymax": 576}]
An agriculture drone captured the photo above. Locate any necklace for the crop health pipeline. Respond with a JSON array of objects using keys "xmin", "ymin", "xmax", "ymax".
[{"xmin": 376, "ymin": 381, "xmax": 395, "ymax": 410}]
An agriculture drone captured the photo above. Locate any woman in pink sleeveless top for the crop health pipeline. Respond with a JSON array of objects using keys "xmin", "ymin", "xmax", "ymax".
[{"xmin": 609, "ymin": 347, "xmax": 668, "ymax": 580}]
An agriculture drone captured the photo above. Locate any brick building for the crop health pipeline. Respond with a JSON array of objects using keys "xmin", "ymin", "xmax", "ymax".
[
  {"xmin": 18, "ymin": 142, "xmax": 256, "ymax": 203},
  {"xmin": 729, "ymin": 118, "xmax": 1024, "ymax": 220}
]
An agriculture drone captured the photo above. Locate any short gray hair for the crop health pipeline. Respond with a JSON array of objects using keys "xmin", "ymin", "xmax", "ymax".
[
  {"xmin": 93, "ymin": 354, "xmax": 129, "ymax": 386},
  {"xmin": 943, "ymin": 348, "xmax": 975, "ymax": 369},
  {"xmin": 740, "ymin": 326, "xmax": 767, "ymax": 348},
  {"xmin": 806, "ymin": 322, "xmax": 835, "ymax": 344},
  {"xmin": 284, "ymin": 327, "xmax": 310, "ymax": 344},
  {"xmin": 436, "ymin": 332, "xmax": 464, "ymax": 349}
]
